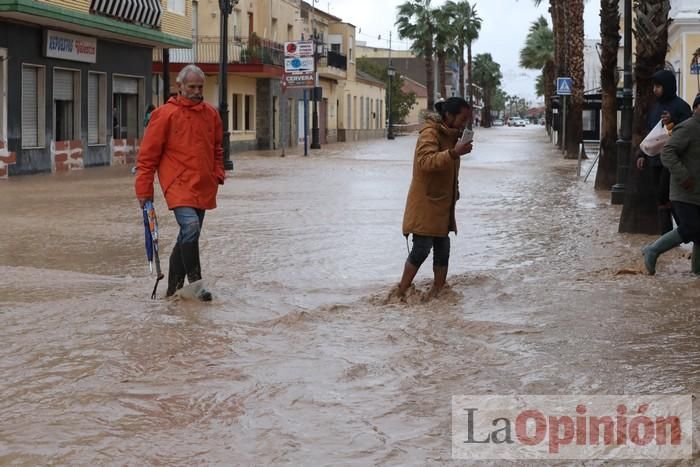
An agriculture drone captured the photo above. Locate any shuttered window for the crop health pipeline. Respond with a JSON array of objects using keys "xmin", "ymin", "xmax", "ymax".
[
  {"xmin": 113, "ymin": 76, "xmax": 138, "ymax": 94},
  {"xmin": 22, "ymin": 65, "xmax": 45, "ymax": 148},
  {"xmin": 88, "ymin": 73, "xmax": 106, "ymax": 144},
  {"xmin": 54, "ymin": 70, "xmax": 74, "ymax": 101}
]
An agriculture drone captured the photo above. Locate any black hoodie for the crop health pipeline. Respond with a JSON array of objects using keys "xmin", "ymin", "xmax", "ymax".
[{"xmin": 642, "ymin": 70, "xmax": 692, "ymax": 161}]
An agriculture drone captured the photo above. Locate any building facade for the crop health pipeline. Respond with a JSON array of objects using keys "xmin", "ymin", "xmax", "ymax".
[
  {"xmin": 667, "ymin": 1, "xmax": 700, "ymax": 105},
  {"xmin": 0, "ymin": 0, "xmax": 192, "ymax": 177}
]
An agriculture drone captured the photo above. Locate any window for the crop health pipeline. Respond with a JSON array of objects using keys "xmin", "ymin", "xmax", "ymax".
[
  {"xmin": 346, "ymin": 94, "xmax": 351, "ymax": 129},
  {"xmin": 167, "ymin": 0, "xmax": 186, "ymax": 15},
  {"xmin": 53, "ymin": 68, "xmax": 80, "ymax": 142},
  {"xmin": 232, "ymin": 93, "xmax": 241, "ymax": 130},
  {"xmin": 353, "ymin": 96, "xmax": 357, "ymax": 128},
  {"xmin": 360, "ymin": 97, "xmax": 364, "ymax": 129},
  {"xmin": 192, "ymin": 1, "xmax": 198, "ymax": 38},
  {"xmin": 22, "ymin": 64, "xmax": 45, "ymax": 148},
  {"xmin": 287, "ymin": 24, "xmax": 293, "ymax": 42},
  {"xmin": 348, "ymin": 37, "xmax": 353, "ymax": 63},
  {"xmin": 244, "ymin": 95, "xmax": 254, "ymax": 131},
  {"xmin": 88, "ymin": 72, "xmax": 107, "ymax": 145},
  {"xmin": 271, "ymin": 18, "xmax": 278, "ymax": 42},
  {"xmin": 113, "ymin": 75, "xmax": 144, "ymax": 140}
]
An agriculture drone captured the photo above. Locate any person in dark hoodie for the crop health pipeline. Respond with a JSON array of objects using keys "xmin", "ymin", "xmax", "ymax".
[
  {"xmin": 636, "ymin": 70, "xmax": 693, "ymax": 233},
  {"xmin": 393, "ymin": 97, "xmax": 473, "ymax": 299}
]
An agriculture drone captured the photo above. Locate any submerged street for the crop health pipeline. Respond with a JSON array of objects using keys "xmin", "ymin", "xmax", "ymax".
[{"xmin": 1, "ymin": 127, "xmax": 698, "ymax": 464}]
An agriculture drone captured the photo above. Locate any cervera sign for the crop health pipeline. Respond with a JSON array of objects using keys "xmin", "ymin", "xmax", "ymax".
[
  {"xmin": 44, "ymin": 30, "xmax": 97, "ymax": 63},
  {"xmin": 452, "ymin": 395, "xmax": 692, "ymax": 460}
]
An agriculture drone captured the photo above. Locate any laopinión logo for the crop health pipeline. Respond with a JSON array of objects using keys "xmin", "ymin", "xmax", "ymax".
[{"xmin": 452, "ymin": 395, "xmax": 692, "ymax": 460}]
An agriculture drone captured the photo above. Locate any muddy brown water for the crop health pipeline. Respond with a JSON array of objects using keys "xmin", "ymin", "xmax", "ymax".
[{"xmin": 1, "ymin": 127, "xmax": 698, "ymax": 465}]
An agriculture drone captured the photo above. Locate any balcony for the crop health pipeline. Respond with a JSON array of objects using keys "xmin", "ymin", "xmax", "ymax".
[
  {"xmin": 318, "ymin": 50, "xmax": 347, "ymax": 80},
  {"xmin": 153, "ymin": 36, "xmax": 284, "ymax": 67}
]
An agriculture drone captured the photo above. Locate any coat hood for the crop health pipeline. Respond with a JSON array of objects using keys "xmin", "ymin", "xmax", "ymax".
[
  {"xmin": 420, "ymin": 113, "xmax": 462, "ymax": 139},
  {"xmin": 652, "ymin": 70, "xmax": 677, "ymax": 101}
]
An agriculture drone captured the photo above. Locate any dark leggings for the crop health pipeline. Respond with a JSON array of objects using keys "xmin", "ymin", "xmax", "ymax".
[{"xmin": 407, "ymin": 234, "xmax": 450, "ymax": 268}]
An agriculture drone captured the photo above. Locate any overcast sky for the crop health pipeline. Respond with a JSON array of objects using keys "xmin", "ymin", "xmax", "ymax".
[{"xmin": 321, "ymin": 0, "xmax": 602, "ymax": 102}]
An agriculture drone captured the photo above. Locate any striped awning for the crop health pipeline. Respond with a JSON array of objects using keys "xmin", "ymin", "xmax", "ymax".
[{"xmin": 90, "ymin": 0, "xmax": 163, "ymax": 28}]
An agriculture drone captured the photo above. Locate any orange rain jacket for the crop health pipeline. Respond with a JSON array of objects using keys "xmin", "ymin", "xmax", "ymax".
[{"xmin": 135, "ymin": 95, "xmax": 224, "ymax": 210}]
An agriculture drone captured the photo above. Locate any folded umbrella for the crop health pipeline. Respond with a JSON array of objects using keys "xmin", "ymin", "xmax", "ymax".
[{"xmin": 142, "ymin": 201, "xmax": 164, "ymax": 299}]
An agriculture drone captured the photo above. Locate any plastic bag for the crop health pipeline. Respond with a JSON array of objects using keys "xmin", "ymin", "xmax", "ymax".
[{"xmin": 640, "ymin": 120, "xmax": 670, "ymax": 156}]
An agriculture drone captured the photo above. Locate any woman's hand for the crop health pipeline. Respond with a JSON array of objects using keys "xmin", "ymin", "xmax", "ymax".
[{"xmin": 451, "ymin": 141, "xmax": 473, "ymax": 159}]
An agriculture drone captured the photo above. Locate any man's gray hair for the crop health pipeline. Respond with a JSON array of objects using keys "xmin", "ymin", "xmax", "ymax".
[{"xmin": 176, "ymin": 64, "xmax": 205, "ymax": 84}]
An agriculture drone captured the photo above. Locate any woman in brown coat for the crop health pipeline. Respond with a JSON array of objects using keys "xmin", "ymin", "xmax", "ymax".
[{"xmin": 396, "ymin": 97, "xmax": 473, "ymax": 297}]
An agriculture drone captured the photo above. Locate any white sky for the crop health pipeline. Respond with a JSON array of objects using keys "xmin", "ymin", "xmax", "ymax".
[{"xmin": 321, "ymin": 0, "xmax": 602, "ymax": 102}]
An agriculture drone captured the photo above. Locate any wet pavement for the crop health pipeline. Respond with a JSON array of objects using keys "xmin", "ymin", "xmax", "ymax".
[{"xmin": 0, "ymin": 126, "xmax": 698, "ymax": 465}]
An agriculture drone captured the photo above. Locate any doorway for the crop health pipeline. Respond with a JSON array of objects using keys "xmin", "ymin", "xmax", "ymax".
[
  {"xmin": 0, "ymin": 48, "xmax": 6, "ymax": 143},
  {"xmin": 320, "ymin": 98, "xmax": 328, "ymax": 144}
]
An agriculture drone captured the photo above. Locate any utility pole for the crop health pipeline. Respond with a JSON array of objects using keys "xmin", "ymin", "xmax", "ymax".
[
  {"xmin": 218, "ymin": 0, "xmax": 237, "ymax": 171},
  {"xmin": 310, "ymin": 0, "xmax": 321, "ymax": 149},
  {"xmin": 612, "ymin": 0, "xmax": 632, "ymax": 205},
  {"xmin": 387, "ymin": 31, "xmax": 395, "ymax": 140}
]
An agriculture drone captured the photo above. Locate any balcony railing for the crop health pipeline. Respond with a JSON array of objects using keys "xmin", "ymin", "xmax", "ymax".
[
  {"xmin": 324, "ymin": 50, "xmax": 347, "ymax": 70},
  {"xmin": 153, "ymin": 36, "xmax": 284, "ymax": 67}
]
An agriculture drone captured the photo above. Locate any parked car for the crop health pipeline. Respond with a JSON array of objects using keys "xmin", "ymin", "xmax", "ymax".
[
  {"xmin": 508, "ymin": 118, "xmax": 526, "ymax": 127},
  {"xmin": 493, "ymin": 119, "xmax": 504, "ymax": 126}
]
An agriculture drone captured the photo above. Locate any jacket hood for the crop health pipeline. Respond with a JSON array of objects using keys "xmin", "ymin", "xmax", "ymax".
[
  {"xmin": 652, "ymin": 70, "xmax": 677, "ymax": 101},
  {"xmin": 420, "ymin": 112, "xmax": 462, "ymax": 138}
]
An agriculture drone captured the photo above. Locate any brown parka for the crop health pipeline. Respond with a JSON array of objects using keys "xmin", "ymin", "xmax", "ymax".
[{"xmin": 402, "ymin": 115, "xmax": 462, "ymax": 237}]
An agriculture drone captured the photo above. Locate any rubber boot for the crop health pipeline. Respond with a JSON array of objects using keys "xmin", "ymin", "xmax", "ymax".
[
  {"xmin": 180, "ymin": 241, "xmax": 212, "ymax": 301},
  {"xmin": 165, "ymin": 243, "xmax": 186, "ymax": 297},
  {"xmin": 642, "ymin": 229, "xmax": 683, "ymax": 275},
  {"xmin": 692, "ymin": 243, "xmax": 700, "ymax": 275},
  {"xmin": 658, "ymin": 206, "xmax": 674, "ymax": 235}
]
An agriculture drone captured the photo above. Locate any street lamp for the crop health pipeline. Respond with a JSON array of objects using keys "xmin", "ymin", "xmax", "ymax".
[
  {"xmin": 219, "ymin": 0, "xmax": 238, "ymax": 171},
  {"xmin": 612, "ymin": 0, "xmax": 633, "ymax": 204},
  {"xmin": 387, "ymin": 65, "xmax": 396, "ymax": 140},
  {"xmin": 310, "ymin": 0, "xmax": 321, "ymax": 149}
]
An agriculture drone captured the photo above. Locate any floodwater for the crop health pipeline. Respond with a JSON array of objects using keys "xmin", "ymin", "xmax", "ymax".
[{"xmin": 0, "ymin": 127, "xmax": 698, "ymax": 465}]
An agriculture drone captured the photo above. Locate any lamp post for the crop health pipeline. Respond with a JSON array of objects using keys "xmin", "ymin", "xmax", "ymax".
[
  {"xmin": 387, "ymin": 65, "xmax": 395, "ymax": 140},
  {"xmin": 219, "ymin": 0, "xmax": 237, "ymax": 171},
  {"xmin": 612, "ymin": 0, "xmax": 632, "ymax": 204},
  {"xmin": 310, "ymin": 0, "xmax": 321, "ymax": 149}
]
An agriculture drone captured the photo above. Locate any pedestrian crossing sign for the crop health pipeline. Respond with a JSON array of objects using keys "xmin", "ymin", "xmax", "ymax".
[{"xmin": 557, "ymin": 77, "xmax": 573, "ymax": 95}]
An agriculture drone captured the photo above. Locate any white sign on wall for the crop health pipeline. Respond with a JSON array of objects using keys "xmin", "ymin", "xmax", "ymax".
[
  {"xmin": 44, "ymin": 30, "xmax": 97, "ymax": 63},
  {"xmin": 285, "ymin": 56, "xmax": 315, "ymax": 73}
]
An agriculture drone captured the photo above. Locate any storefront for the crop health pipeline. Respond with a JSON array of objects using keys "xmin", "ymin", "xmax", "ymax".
[{"xmin": 0, "ymin": 24, "xmax": 152, "ymax": 175}]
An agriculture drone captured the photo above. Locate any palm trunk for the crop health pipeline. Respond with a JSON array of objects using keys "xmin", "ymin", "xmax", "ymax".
[
  {"xmin": 565, "ymin": 0, "xmax": 584, "ymax": 159},
  {"xmin": 594, "ymin": 0, "xmax": 621, "ymax": 191},
  {"xmin": 467, "ymin": 42, "xmax": 473, "ymax": 104},
  {"xmin": 620, "ymin": 0, "xmax": 672, "ymax": 234},
  {"xmin": 437, "ymin": 49, "xmax": 447, "ymax": 99},
  {"xmin": 458, "ymin": 42, "xmax": 466, "ymax": 98},
  {"xmin": 553, "ymin": 0, "xmax": 567, "ymax": 148},
  {"xmin": 424, "ymin": 42, "xmax": 435, "ymax": 111},
  {"xmin": 543, "ymin": 61, "xmax": 555, "ymax": 132}
]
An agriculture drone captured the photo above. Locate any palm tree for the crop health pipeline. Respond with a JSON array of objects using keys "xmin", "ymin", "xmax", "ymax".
[
  {"xmin": 519, "ymin": 16, "xmax": 554, "ymax": 132},
  {"xmin": 619, "ymin": 0, "xmax": 673, "ymax": 234},
  {"xmin": 594, "ymin": 0, "xmax": 621, "ymax": 191},
  {"xmin": 396, "ymin": 0, "xmax": 437, "ymax": 110},
  {"xmin": 472, "ymin": 53, "xmax": 502, "ymax": 127},
  {"xmin": 564, "ymin": 0, "xmax": 585, "ymax": 159},
  {"xmin": 433, "ymin": 5, "xmax": 460, "ymax": 99},
  {"xmin": 445, "ymin": 1, "xmax": 482, "ymax": 100}
]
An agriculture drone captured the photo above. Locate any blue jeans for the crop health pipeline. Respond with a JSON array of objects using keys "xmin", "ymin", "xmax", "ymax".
[
  {"xmin": 672, "ymin": 201, "xmax": 700, "ymax": 243},
  {"xmin": 173, "ymin": 207, "xmax": 205, "ymax": 244}
]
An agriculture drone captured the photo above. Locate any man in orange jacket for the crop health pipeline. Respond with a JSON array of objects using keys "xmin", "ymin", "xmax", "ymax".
[{"xmin": 135, "ymin": 64, "xmax": 225, "ymax": 301}]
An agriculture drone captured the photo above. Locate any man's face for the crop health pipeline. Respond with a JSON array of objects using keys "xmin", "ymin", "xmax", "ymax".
[
  {"xmin": 653, "ymin": 84, "xmax": 664, "ymax": 98},
  {"xmin": 179, "ymin": 73, "xmax": 204, "ymax": 102}
]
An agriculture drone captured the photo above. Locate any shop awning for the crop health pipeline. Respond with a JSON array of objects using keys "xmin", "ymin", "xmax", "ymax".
[{"xmin": 90, "ymin": 0, "xmax": 162, "ymax": 28}]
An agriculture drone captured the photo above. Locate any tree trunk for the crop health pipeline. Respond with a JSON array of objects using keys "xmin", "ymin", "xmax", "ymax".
[
  {"xmin": 425, "ymin": 43, "xmax": 435, "ymax": 111},
  {"xmin": 565, "ymin": 0, "xmax": 584, "ymax": 159},
  {"xmin": 619, "ymin": 0, "xmax": 672, "ymax": 234},
  {"xmin": 553, "ymin": 1, "xmax": 567, "ymax": 149},
  {"xmin": 458, "ymin": 42, "xmax": 466, "ymax": 99},
  {"xmin": 467, "ymin": 42, "xmax": 473, "ymax": 105},
  {"xmin": 437, "ymin": 50, "xmax": 447, "ymax": 99},
  {"xmin": 595, "ymin": 0, "xmax": 621, "ymax": 191},
  {"xmin": 543, "ymin": 61, "xmax": 555, "ymax": 132}
]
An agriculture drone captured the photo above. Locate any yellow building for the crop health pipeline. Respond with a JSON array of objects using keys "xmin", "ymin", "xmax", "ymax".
[
  {"xmin": 667, "ymin": 1, "xmax": 700, "ymax": 105},
  {"xmin": 0, "ymin": 0, "xmax": 192, "ymax": 176},
  {"xmin": 154, "ymin": 0, "xmax": 385, "ymax": 151}
]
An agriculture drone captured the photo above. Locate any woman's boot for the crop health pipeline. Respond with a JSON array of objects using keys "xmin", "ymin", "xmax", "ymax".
[{"xmin": 642, "ymin": 229, "xmax": 683, "ymax": 275}]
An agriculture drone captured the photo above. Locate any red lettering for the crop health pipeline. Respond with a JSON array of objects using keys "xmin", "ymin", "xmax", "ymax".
[
  {"xmin": 656, "ymin": 416, "xmax": 682, "ymax": 445},
  {"xmin": 548, "ymin": 415, "xmax": 574, "ymax": 454},
  {"xmin": 515, "ymin": 410, "xmax": 546, "ymax": 446}
]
